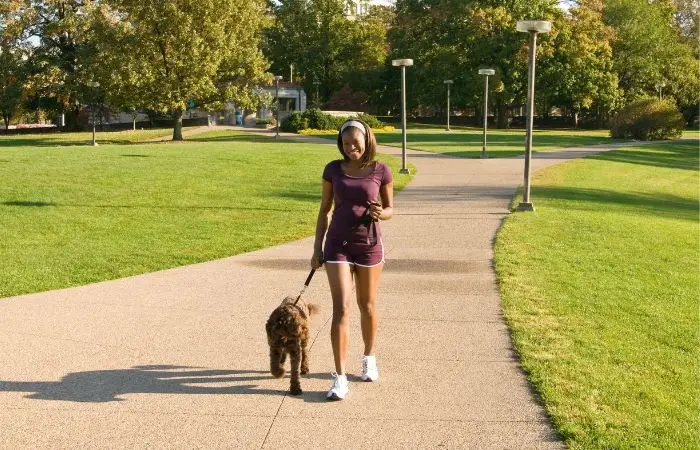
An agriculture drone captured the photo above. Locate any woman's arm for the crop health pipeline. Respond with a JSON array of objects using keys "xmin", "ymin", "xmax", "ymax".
[
  {"xmin": 370, "ymin": 181, "xmax": 394, "ymax": 221},
  {"xmin": 313, "ymin": 179, "xmax": 334, "ymax": 252}
]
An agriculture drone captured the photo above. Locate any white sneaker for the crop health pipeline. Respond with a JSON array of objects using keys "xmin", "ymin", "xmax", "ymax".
[
  {"xmin": 361, "ymin": 355, "xmax": 379, "ymax": 382},
  {"xmin": 326, "ymin": 373, "xmax": 348, "ymax": 400}
]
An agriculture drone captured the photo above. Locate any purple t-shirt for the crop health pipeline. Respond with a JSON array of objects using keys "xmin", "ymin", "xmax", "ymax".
[{"xmin": 322, "ymin": 160, "xmax": 394, "ymax": 242}]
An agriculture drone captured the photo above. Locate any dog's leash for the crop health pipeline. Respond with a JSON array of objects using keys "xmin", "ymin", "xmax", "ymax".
[
  {"xmin": 294, "ymin": 261, "xmax": 322, "ymax": 305},
  {"xmin": 292, "ymin": 203, "xmax": 383, "ymax": 306}
]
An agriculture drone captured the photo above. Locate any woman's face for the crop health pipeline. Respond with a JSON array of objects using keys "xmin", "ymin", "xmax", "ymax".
[{"xmin": 341, "ymin": 128, "xmax": 365, "ymax": 161}]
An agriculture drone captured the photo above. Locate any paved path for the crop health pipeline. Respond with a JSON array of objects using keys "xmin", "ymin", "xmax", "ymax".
[{"xmin": 0, "ymin": 133, "xmax": 649, "ymax": 448}]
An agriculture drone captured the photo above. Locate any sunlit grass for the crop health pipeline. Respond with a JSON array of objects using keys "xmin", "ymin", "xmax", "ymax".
[
  {"xmin": 0, "ymin": 130, "xmax": 412, "ymax": 298},
  {"xmin": 495, "ymin": 141, "xmax": 699, "ymax": 448}
]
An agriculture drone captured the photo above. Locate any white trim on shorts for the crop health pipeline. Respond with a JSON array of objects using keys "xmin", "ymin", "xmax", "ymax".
[{"xmin": 324, "ymin": 238, "xmax": 385, "ymax": 268}]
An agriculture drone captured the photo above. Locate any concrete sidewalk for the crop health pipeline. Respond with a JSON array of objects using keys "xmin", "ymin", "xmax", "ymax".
[{"xmin": 0, "ymin": 134, "xmax": 641, "ymax": 448}]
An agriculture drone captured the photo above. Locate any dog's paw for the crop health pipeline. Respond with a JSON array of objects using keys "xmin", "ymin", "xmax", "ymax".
[
  {"xmin": 300, "ymin": 365, "xmax": 309, "ymax": 375},
  {"xmin": 290, "ymin": 385, "xmax": 303, "ymax": 396},
  {"xmin": 270, "ymin": 366, "xmax": 285, "ymax": 378}
]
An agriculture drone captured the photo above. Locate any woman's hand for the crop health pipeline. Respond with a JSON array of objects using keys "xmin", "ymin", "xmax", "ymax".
[
  {"xmin": 310, "ymin": 249, "xmax": 324, "ymax": 269},
  {"xmin": 369, "ymin": 202, "xmax": 383, "ymax": 221}
]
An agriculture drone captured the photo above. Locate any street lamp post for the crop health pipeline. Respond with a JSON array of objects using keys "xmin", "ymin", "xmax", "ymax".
[
  {"xmin": 86, "ymin": 81, "xmax": 100, "ymax": 147},
  {"xmin": 655, "ymin": 81, "xmax": 666, "ymax": 100},
  {"xmin": 443, "ymin": 80, "xmax": 453, "ymax": 131},
  {"xmin": 478, "ymin": 69, "xmax": 495, "ymax": 158},
  {"xmin": 273, "ymin": 75, "xmax": 283, "ymax": 138},
  {"xmin": 313, "ymin": 77, "xmax": 321, "ymax": 108},
  {"xmin": 516, "ymin": 20, "xmax": 551, "ymax": 212},
  {"xmin": 392, "ymin": 58, "xmax": 414, "ymax": 174}
]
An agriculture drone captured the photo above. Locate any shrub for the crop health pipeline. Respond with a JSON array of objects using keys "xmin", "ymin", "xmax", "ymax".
[
  {"xmin": 305, "ymin": 108, "xmax": 344, "ymax": 131},
  {"xmin": 280, "ymin": 112, "xmax": 308, "ymax": 133},
  {"xmin": 356, "ymin": 113, "xmax": 384, "ymax": 129},
  {"xmin": 610, "ymin": 99, "xmax": 685, "ymax": 140},
  {"xmin": 298, "ymin": 128, "xmax": 338, "ymax": 135},
  {"xmin": 280, "ymin": 110, "xmax": 385, "ymax": 134}
]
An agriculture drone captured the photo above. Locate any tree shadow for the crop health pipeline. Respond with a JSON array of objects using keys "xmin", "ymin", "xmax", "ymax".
[
  {"xmin": 245, "ymin": 258, "xmax": 489, "ymax": 274},
  {"xmin": 187, "ymin": 133, "xmax": 275, "ymax": 144},
  {"xmin": 0, "ymin": 200, "xmax": 296, "ymax": 212},
  {"xmin": 3, "ymin": 200, "xmax": 57, "ymax": 207},
  {"xmin": 533, "ymin": 185, "xmax": 698, "ymax": 220},
  {"xmin": 272, "ymin": 190, "xmax": 320, "ymax": 202},
  {"xmin": 0, "ymin": 365, "xmax": 332, "ymax": 403},
  {"xmin": 0, "ymin": 138, "xmax": 153, "ymax": 148}
]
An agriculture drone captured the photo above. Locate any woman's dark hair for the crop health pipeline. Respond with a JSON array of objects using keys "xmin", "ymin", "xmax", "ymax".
[{"xmin": 336, "ymin": 119, "xmax": 377, "ymax": 168}]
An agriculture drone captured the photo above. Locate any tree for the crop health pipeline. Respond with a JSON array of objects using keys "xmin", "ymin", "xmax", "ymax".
[
  {"xmin": 389, "ymin": 0, "xmax": 561, "ymax": 127},
  {"xmin": 538, "ymin": 0, "xmax": 620, "ymax": 127},
  {"xmin": 92, "ymin": 0, "xmax": 270, "ymax": 140},
  {"xmin": 0, "ymin": 45, "xmax": 29, "ymax": 130},
  {"xmin": 21, "ymin": 0, "xmax": 97, "ymax": 130},
  {"xmin": 264, "ymin": 0, "xmax": 389, "ymax": 110},
  {"xmin": 672, "ymin": 0, "xmax": 698, "ymax": 54},
  {"xmin": 0, "ymin": 1, "xmax": 31, "ymax": 130},
  {"xmin": 602, "ymin": 0, "xmax": 699, "ymax": 125}
]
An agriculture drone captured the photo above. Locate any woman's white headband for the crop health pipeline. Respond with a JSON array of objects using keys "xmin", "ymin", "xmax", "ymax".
[{"xmin": 340, "ymin": 120, "xmax": 366, "ymax": 135}]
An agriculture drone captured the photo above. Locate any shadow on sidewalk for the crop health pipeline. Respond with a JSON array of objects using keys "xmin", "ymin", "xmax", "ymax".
[
  {"xmin": 246, "ymin": 258, "xmax": 490, "ymax": 274},
  {"xmin": 0, "ymin": 365, "xmax": 331, "ymax": 403}
]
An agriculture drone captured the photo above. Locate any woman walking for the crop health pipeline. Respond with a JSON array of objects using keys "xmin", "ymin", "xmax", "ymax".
[{"xmin": 310, "ymin": 119, "xmax": 394, "ymax": 400}]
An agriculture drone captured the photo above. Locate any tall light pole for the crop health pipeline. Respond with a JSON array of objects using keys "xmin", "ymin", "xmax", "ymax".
[
  {"xmin": 443, "ymin": 80, "xmax": 453, "ymax": 131},
  {"xmin": 273, "ymin": 75, "xmax": 283, "ymax": 138},
  {"xmin": 478, "ymin": 69, "xmax": 495, "ymax": 159},
  {"xmin": 289, "ymin": 64, "xmax": 294, "ymax": 84},
  {"xmin": 392, "ymin": 58, "xmax": 414, "ymax": 174},
  {"xmin": 313, "ymin": 77, "xmax": 321, "ymax": 108},
  {"xmin": 516, "ymin": 20, "xmax": 551, "ymax": 212},
  {"xmin": 655, "ymin": 81, "xmax": 666, "ymax": 100},
  {"xmin": 86, "ymin": 81, "xmax": 100, "ymax": 147}
]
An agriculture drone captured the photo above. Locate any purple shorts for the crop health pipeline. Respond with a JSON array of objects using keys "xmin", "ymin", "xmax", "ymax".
[{"xmin": 324, "ymin": 237, "xmax": 385, "ymax": 267}]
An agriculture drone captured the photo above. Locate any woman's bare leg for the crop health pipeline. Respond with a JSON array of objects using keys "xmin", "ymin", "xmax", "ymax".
[
  {"xmin": 354, "ymin": 263, "xmax": 383, "ymax": 356},
  {"xmin": 325, "ymin": 263, "xmax": 354, "ymax": 374}
]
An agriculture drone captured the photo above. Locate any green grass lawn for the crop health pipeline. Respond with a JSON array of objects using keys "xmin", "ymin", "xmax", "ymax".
[
  {"xmin": 494, "ymin": 141, "xmax": 699, "ymax": 448},
  {"xmin": 0, "ymin": 127, "xmax": 196, "ymax": 147},
  {"xmin": 307, "ymin": 128, "xmax": 619, "ymax": 158},
  {"xmin": 0, "ymin": 130, "xmax": 412, "ymax": 299}
]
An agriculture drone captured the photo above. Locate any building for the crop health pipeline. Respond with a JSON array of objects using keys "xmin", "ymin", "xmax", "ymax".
[
  {"xmin": 344, "ymin": 0, "xmax": 392, "ymax": 19},
  {"xmin": 256, "ymin": 81, "xmax": 308, "ymax": 125},
  {"xmin": 97, "ymin": 82, "xmax": 307, "ymax": 128}
]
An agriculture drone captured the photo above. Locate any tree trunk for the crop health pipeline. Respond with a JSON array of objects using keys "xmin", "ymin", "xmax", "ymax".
[
  {"xmin": 2, "ymin": 114, "xmax": 9, "ymax": 130},
  {"xmin": 496, "ymin": 101, "xmax": 508, "ymax": 129},
  {"xmin": 173, "ymin": 110, "xmax": 184, "ymax": 141},
  {"xmin": 65, "ymin": 107, "xmax": 80, "ymax": 131},
  {"xmin": 595, "ymin": 106, "xmax": 604, "ymax": 129},
  {"xmin": 132, "ymin": 111, "xmax": 137, "ymax": 131},
  {"xmin": 573, "ymin": 111, "xmax": 579, "ymax": 129}
]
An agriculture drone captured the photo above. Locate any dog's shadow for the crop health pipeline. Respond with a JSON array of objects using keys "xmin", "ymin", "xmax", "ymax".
[{"xmin": 0, "ymin": 365, "xmax": 339, "ymax": 403}]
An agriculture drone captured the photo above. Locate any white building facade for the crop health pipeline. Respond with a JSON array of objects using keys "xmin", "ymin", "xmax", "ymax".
[{"xmin": 344, "ymin": 0, "xmax": 392, "ymax": 18}]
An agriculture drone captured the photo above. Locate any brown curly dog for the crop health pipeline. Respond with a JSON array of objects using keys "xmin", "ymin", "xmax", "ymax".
[{"xmin": 265, "ymin": 296, "xmax": 319, "ymax": 395}]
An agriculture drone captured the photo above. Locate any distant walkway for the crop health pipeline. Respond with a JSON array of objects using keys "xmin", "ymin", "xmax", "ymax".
[{"xmin": 0, "ymin": 133, "xmax": 656, "ymax": 448}]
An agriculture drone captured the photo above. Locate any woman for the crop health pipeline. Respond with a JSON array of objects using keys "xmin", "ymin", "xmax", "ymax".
[{"xmin": 311, "ymin": 119, "xmax": 394, "ymax": 401}]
